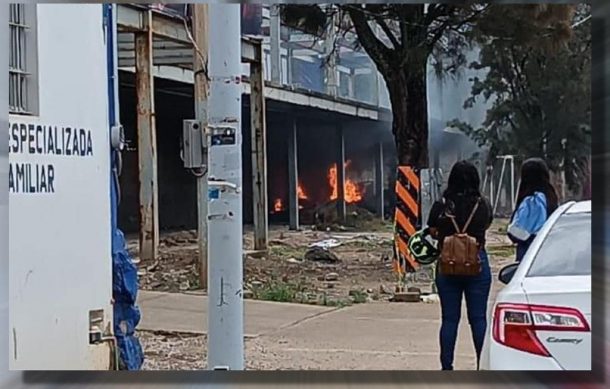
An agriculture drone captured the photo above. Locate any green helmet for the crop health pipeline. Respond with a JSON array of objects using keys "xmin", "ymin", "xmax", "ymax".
[{"xmin": 407, "ymin": 228, "xmax": 440, "ymax": 265}]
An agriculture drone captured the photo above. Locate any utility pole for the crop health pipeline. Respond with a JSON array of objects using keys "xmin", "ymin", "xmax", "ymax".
[
  {"xmin": 192, "ymin": 4, "xmax": 209, "ymax": 291},
  {"xmin": 207, "ymin": 3, "xmax": 244, "ymax": 370}
]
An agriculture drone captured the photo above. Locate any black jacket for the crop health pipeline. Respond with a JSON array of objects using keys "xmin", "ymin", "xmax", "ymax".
[{"xmin": 427, "ymin": 195, "xmax": 493, "ymax": 247}]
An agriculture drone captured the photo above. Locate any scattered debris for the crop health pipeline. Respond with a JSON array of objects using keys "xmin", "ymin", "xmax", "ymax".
[
  {"xmin": 134, "ymin": 222, "xmax": 511, "ymax": 306},
  {"xmin": 304, "ymin": 246, "xmax": 340, "ymax": 263},
  {"xmin": 421, "ymin": 294, "xmax": 440, "ymax": 304},
  {"xmin": 309, "ymin": 239, "xmax": 341, "ymax": 249},
  {"xmin": 390, "ymin": 292, "xmax": 421, "ymax": 303},
  {"xmin": 324, "ymin": 272, "xmax": 339, "ymax": 281},
  {"xmin": 250, "ymin": 280, "xmax": 263, "ymax": 289},
  {"xmin": 379, "ymin": 284, "xmax": 393, "ymax": 295},
  {"xmin": 245, "ymin": 250, "xmax": 267, "ymax": 259},
  {"xmin": 146, "ymin": 261, "xmax": 160, "ymax": 272}
]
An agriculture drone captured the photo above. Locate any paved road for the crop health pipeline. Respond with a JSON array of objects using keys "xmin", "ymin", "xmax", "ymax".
[
  {"xmin": 138, "ymin": 289, "xmax": 495, "ymax": 370},
  {"xmin": 138, "ymin": 290, "xmax": 336, "ymax": 337}
]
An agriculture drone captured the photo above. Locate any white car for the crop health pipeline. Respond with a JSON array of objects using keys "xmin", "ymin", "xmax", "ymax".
[{"xmin": 481, "ymin": 200, "xmax": 591, "ymax": 370}]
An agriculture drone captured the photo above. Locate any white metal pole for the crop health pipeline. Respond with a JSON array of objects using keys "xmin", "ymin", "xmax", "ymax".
[
  {"xmin": 494, "ymin": 157, "xmax": 507, "ymax": 214},
  {"xmin": 207, "ymin": 3, "xmax": 244, "ymax": 370},
  {"xmin": 510, "ymin": 156, "xmax": 515, "ymax": 210},
  {"xmin": 489, "ymin": 166, "xmax": 494, "ymax": 210},
  {"xmin": 561, "ymin": 138, "xmax": 567, "ymax": 201}
]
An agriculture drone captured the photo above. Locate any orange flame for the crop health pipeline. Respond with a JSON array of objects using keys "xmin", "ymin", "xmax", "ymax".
[
  {"xmin": 328, "ymin": 161, "xmax": 363, "ymax": 204},
  {"xmin": 273, "ymin": 198, "xmax": 284, "ymax": 212},
  {"xmin": 297, "ymin": 182, "xmax": 308, "ymax": 200}
]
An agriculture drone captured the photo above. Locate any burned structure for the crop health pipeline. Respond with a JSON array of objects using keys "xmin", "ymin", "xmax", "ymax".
[
  {"xmin": 114, "ymin": 4, "xmax": 495, "ymax": 262},
  {"xmin": 115, "ymin": 4, "xmax": 396, "ymax": 247}
]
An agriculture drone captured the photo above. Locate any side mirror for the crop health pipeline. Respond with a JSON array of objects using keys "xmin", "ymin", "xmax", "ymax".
[{"xmin": 498, "ymin": 263, "xmax": 519, "ymax": 285}]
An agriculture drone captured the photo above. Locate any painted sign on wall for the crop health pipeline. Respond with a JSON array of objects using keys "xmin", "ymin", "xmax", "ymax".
[{"xmin": 9, "ymin": 4, "xmax": 112, "ymax": 370}]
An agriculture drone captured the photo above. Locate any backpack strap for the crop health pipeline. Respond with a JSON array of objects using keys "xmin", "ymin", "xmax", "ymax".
[
  {"xmin": 447, "ymin": 197, "xmax": 481, "ymax": 234},
  {"xmin": 443, "ymin": 198, "xmax": 461, "ymax": 234},
  {"xmin": 462, "ymin": 198, "xmax": 481, "ymax": 233}
]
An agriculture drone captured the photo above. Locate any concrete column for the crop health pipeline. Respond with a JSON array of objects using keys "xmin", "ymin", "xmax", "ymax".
[
  {"xmin": 336, "ymin": 125, "xmax": 346, "ymax": 222},
  {"xmin": 347, "ymin": 69, "xmax": 355, "ymax": 99},
  {"xmin": 375, "ymin": 141, "xmax": 384, "ymax": 219},
  {"xmin": 269, "ymin": 4, "xmax": 281, "ymax": 84},
  {"xmin": 207, "ymin": 3, "xmax": 244, "ymax": 370},
  {"xmin": 324, "ymin": 12, "xmax": 338, "ymax": 97},
  {"xmin": 288, "ymin": 119, "xmax": 299, "ymax": 230},
  {"xmin": 286, "ymin": 47, "xmax": 293, "ymax": 85},
  {"xmin": 250, "ymin": 44, "xmax": 268, "ymax": 251},
  {"xmin": 135, "ymin": 11, "xmax": 159, "ymax": 262}
]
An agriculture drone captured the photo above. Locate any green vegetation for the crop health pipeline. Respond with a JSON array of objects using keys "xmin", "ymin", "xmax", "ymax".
[
  {"xmin": 349, "ymin": 290, "xmax": 368, "ymax": 304},
  {"xmin": 250, "ymin": 280, "xmax": 365, "ymax": 308},
  {"xmin": 252, "ymin": 280, "xmax": 301, "ymax": 303},
  {"xmin": 269, "ymin": 245, "xmax": 304, "ymax": 260},
  {"xmin": 488, "ymin": 245, "xmax": 516, "ymax": 259}
]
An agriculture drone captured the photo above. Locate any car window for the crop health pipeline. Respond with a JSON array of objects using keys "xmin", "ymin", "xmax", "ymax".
[{"xmin": 527, "ymin": 213, "xmax": 591, "ymax": 277}]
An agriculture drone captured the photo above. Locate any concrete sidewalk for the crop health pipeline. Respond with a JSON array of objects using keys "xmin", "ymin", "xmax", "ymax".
[
  {"xmin": 138, "ymin": 290, "xmax": 482, "ymax": 370},
  {"xmin": 138, "ymin": 290, "xmax": 338, "ymax": 337}
]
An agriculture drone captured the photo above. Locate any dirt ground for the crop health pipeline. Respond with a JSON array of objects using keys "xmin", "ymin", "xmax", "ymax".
[
  {"xmin": 132, "ymin": 217, "xmax": 516, "ymax": 371},
  {"xmin": 138, "ymin": 331, "xmax": 296, "ymax": 370},
  {"xmin": 130, "ymin": 217, "xmax": 514, "ymax": 307}
]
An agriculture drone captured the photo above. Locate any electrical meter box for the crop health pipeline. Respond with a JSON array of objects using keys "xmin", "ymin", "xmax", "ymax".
[{"xmin": 182, "ymin": 119, "xmax": 206, "ymax": 168}]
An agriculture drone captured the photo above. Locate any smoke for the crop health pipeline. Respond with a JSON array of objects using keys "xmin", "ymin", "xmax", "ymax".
[{"xmin": 427, "ymin": 46, "xmax": 492, "ymax": 180}]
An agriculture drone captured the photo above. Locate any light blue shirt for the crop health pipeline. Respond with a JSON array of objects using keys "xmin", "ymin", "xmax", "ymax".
[{"xmin": 508, "ymin": 192, "xmax": 548, "ymax": 242}]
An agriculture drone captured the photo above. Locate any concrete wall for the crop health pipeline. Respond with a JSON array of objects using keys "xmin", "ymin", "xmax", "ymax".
[{"xmin": 8, "ymin": 4, "xmax": 112, "ymax": 370}]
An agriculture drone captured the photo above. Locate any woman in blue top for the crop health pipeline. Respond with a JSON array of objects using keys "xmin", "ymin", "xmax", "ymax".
[{"xmin": 508, "ymin": 158, "xmax": 559, "ymax": 262}]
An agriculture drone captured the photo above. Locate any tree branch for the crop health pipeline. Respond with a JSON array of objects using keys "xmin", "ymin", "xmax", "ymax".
[
  {"xmin": 374, "ymin": 16, "xmax": 401, "ymax": 50},
  {"xmin": 344, "ymin": 5, "xmax": 393, "ymax": 72}
]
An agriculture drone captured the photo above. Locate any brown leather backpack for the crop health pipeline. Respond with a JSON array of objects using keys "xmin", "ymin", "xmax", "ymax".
[{"xmin": 438, "ymin": 198, "xmax": 482, "ymax": 276}]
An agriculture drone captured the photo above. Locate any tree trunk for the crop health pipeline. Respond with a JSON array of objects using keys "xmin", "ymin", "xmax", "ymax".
[{"xmin": 384, "ymin": 63, "xmax": 429, "ymax": 168}]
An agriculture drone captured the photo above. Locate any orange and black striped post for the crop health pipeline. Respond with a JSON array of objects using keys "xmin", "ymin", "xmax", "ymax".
[{"xmin": 393, "ymin": 166, "xmax": 421, "ymax": 286}]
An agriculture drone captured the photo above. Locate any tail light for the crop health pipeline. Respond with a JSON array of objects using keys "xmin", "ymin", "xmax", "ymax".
[{"xmin": 492, "ymin": 303, "xmax": 590, "ymax": 356}]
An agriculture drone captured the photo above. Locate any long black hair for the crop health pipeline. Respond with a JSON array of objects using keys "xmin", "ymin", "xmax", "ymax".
[
  {"xmin": 442, "ymin": 161, "xmax": 483, "ymax": 218},
  {"xmin": 514, "ymin": 158, "xmax": 559, "ymax": 217},
  {"xmin": 443, "ymin": 160, "xmax": 482, "ymax": 201}
]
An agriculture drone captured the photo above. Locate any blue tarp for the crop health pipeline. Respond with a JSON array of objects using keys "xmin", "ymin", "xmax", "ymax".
[
  {"xmin": 112, "ymin": 230, "xmax": 144, "ymax": 370},
  {"xmin": 106, "ymin": 4, "xmax": 144, "ymax": 370}
]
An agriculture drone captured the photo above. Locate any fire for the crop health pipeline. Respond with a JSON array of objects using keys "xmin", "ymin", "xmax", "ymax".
[
  {"xmin": 271, "ymin": 182, "xmax": 307, "ymax": 214},
  {"xmin": 297, "ymin": 182, "xmax": 308, "ymax": 200},
  {"xmin": 273, "ymin": 198, "xmax": 284, "ymax": 212},
  {"xmin": 345, "ymin": 180, "xmax": 362, "ymax": 203},
  {"xmin": 328, "ymin": 161, "xmax": 363, "ymax": 204}
]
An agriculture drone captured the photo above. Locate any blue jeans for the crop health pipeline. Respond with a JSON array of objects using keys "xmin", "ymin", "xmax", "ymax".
[{"xmin": 435, "ymin": 250, "xmax": 492, "ymax": 370}]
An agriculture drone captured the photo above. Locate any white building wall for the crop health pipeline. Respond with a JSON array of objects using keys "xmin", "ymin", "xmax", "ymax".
[{"xmin": 8, "ymin": 4, "xmax": 112, "ymax": 370}]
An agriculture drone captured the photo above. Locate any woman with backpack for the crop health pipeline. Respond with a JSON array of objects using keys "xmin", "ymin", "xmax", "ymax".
[
  {"xmin": 508, "ymin": 158, "xmax": 559, "ymax": 262},
  {"xmin": 427, "ymin": 161, "xmax": 493, "ymax": 370}
]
